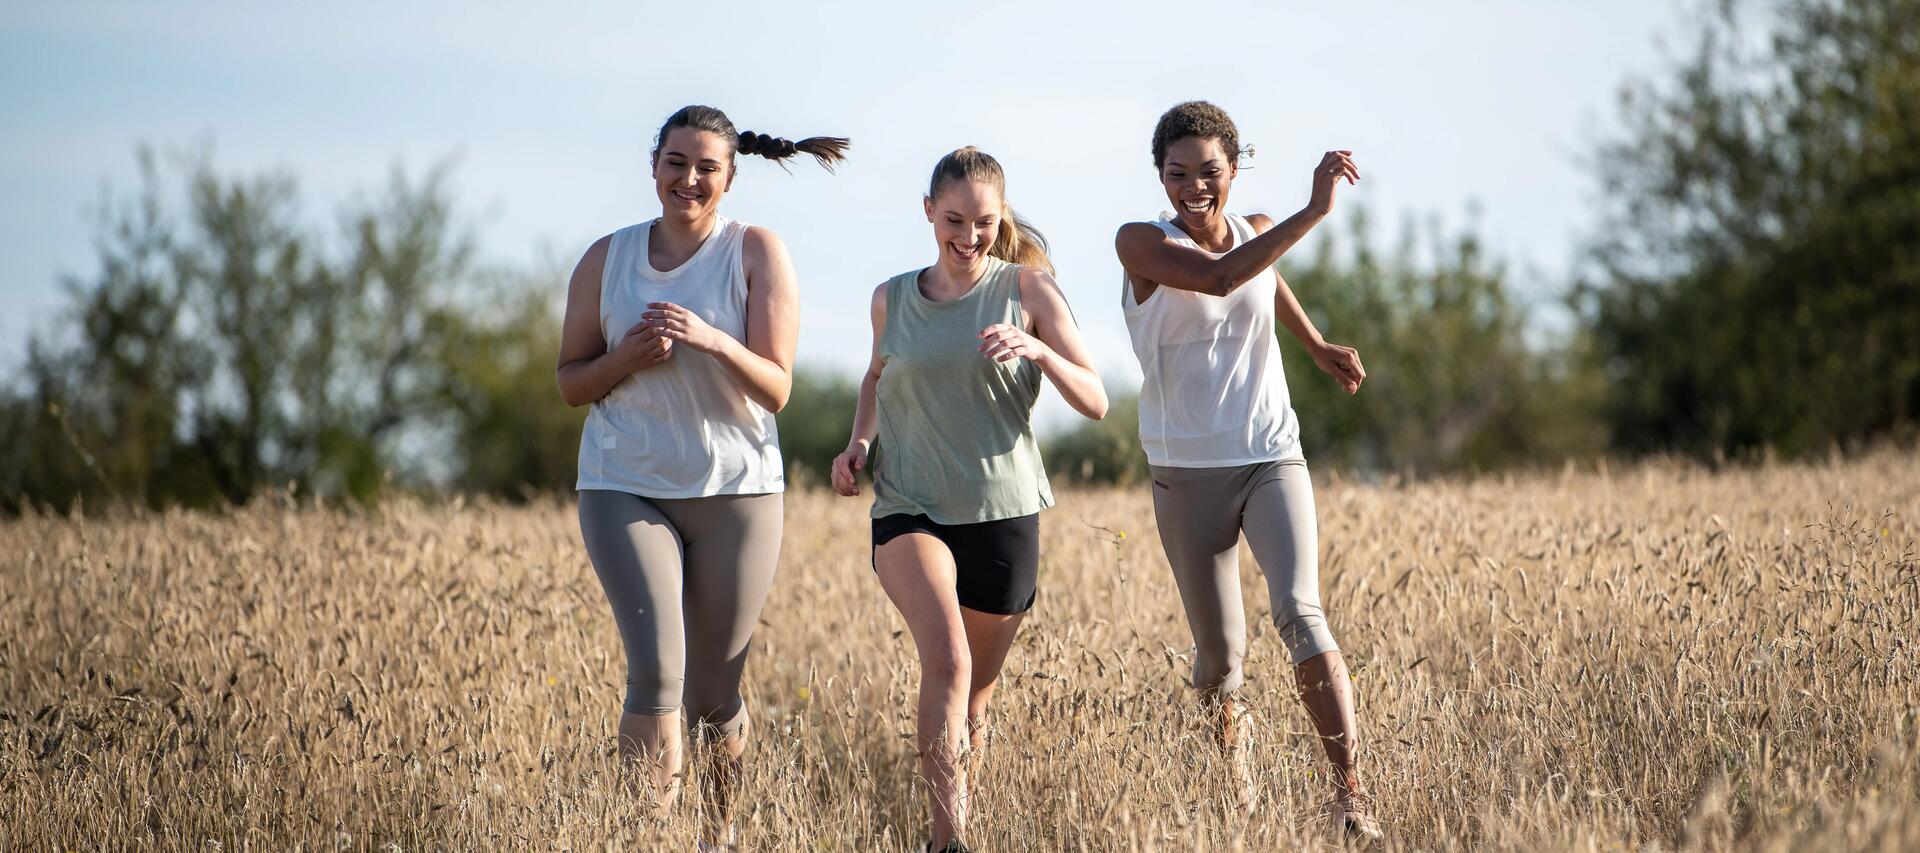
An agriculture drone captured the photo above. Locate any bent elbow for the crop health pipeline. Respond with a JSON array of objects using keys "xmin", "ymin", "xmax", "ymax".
[
  {"xmin": 557, "ymin": 377, "xmax": 590, "ymax": 408},
  {"xmin": 1206, "ymin": 271, "xmax": 1238, "ymax": 297},
  {"xmin": 1080, "ymin": 389, "xmax": 1110, "ymax": 421},
  {"xmin": 765, "ymin": 376, "xmax": 794, "ymax": 414}
]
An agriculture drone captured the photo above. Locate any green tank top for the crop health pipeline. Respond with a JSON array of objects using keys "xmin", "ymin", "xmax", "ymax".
[{"xmin": 871, "ymin": 257, "xmax": 1055, "ymax": 524}]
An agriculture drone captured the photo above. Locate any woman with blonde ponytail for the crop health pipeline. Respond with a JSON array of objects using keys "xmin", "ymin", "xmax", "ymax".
[
  {"xmin": 831, "ymin": 147, "xmax": 1106, "ymax": 853},
  {"xmin": 557, "ymin": 104, "xmax": 845, "ymax": 848}
]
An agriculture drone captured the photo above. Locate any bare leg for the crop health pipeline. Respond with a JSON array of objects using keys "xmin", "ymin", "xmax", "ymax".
[
  {"xmin": 876, "ymin": 534, "xmax": 972, "ymax": 850},
  {"xmin": 959, "ymin": 608, "xmax": 1025, "ymax": 779},
  {"xmin": 1294, "ymin": 650, "xmax": 1360, "ymax": 792},
  {"xmin": 693, "ymin": 712, "xmax": 750, "ymax": 846},
  {"xmin": 618, "ymin": 710, "xmax": 683, "ymax": 805}
]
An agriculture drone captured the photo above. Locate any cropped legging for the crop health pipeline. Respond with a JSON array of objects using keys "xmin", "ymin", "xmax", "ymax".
[
  {"xmin": 578, "ymin": 489, "xmax": 783, "ymax": 737},
  {"xmin": 1149, "ymin": 459, "xmax": 1340, "ymax": 696}
]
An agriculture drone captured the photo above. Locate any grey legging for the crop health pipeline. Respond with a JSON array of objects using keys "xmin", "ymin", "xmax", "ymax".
[
  {"xmin": 578, "ymin": 489, "xmax": 783, "ymax": 736},
  {"xmin": 1149, "ymin": 458, "xmax": 1339, "ymax": 696}
]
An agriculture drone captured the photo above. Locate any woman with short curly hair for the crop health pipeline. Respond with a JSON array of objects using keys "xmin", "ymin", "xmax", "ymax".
[{"xmin": 1115, "ymin": 100, "xmax": 1381, "ymax": 840}]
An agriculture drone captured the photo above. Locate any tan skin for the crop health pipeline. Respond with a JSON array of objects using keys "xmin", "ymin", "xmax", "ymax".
[
  {"xmin": 831, "ymin": 178, "xmax": 1105, "ymax": 849},
  {"xmin": 554, "ymin": 127, "xmax": 798, "ymax": 838},
  {"xmin": 1115, "ymin": 137, "xmax": 1372, "ymax": 798}
]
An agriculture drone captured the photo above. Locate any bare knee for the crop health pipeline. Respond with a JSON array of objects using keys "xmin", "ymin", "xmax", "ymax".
[{"xmin": 922, "ymin": 645, "xmax": 972, "ymax": 691}]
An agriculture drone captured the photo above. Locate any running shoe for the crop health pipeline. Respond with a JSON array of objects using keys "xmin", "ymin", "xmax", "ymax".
[{"xmin": 1331, "ymin": 788, "xmax": 1383, "ymax": 842}]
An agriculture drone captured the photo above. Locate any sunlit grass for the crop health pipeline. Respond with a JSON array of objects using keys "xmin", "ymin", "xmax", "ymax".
[{"xmin": 3, "ymin": 451, "xmax": 1916, "ymax": 849}]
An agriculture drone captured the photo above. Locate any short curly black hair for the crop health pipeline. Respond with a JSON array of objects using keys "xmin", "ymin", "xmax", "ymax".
[{"xmin": 1151, "ymin": 100, "xmax": 1243, "ymax": 170}]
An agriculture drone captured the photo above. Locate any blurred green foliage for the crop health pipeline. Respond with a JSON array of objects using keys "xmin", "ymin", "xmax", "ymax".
[
  {"xmin": 1277, "ymin": 210, "xmax": 1609, "ymax": 475},
  {"xmin": 1578, "ymin": 0, "xmax": 1920, "ymax": 456},
  {"xmin": 1, "ymin": 149, "xmax": 475, "ymax": 511},
  {"xmin": 776, "ymin": 369, "xmax": 859, "ymax": 488},
  {"xmin": 1045, "ymin": 394, "xmax": 1149, "ymax": 485}
]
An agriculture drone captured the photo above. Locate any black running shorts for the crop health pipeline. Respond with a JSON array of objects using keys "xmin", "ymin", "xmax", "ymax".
[{"xmin": 871, "ymin": 513, "xmax": 1040, "ymax": 615}]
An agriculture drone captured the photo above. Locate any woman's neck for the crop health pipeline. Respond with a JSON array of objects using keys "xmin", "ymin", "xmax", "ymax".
[
  {"xmin": 1175, "ymin": 216, "xmax": 1233, "ymax": 253},
  {"xmin": 922, "ymin": 255, "xmax": 992, "ymax": 301},
  {"xmin": 650, "ymin": 212, "xmax": 719, "ymax": 268}
]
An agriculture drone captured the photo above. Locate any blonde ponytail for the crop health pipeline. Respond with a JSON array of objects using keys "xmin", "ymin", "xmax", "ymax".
[{"xmin": 991, "ymin": 204, "xmax": 1053, "ymax": 274}]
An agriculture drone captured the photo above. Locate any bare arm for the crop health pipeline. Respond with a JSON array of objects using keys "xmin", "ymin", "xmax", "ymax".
[
  {"xmin": 1247, "ymin": 214, "xmax": 1366, "ymax": 395},
  {"xmin": 978, "ymin": 268, "xmax": 1108, "ymax": 420},
  {"xmin": 556, "ymin": 235, "xmax": 673, "ymax": 407},
  {"xmin": 1115, "ymin": 150, "xmax": 1360, "ymax": 298},
  {"xmin": 831, "ymin": 284, "xmax": 888, "ymax": 497},
  {"xmin": 642, "ymin": 226, "xmax": 798, "ymax": 412}
]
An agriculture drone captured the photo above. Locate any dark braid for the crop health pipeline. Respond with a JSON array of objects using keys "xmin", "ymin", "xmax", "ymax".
[{"xmin": 653, "ymin": 106, "xmax": 850, "ymax": 173}]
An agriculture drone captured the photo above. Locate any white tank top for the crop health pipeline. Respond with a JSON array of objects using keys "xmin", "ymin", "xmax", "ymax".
[
  {"xmin": 1121, "ymin": 212, "xmax": 1302, "ymax": 468},
  {"xmin": 575, "ymin": 216, "xmax": 785, "ymax": 497}
]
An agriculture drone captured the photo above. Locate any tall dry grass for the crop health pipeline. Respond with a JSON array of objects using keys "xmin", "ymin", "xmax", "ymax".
[{"xmin": 2, "ymin": 451, "xmax": 1916, "ymax": 850}]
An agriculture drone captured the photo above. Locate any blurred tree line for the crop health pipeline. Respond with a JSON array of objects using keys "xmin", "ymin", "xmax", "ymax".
[
  {"xmin": 1576, "ymin": 0, "xmax": 1918, "ymax": 457},
  {"xmin": 2, "ymin": 0, "xmax": 1913, "ymax": 511}
]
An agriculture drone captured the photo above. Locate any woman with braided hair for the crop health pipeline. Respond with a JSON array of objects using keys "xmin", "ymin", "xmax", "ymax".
[
  {"xmin": 1114, "ymin": 100, "xmax": 1381, "ymax": 840},
  {"xmin": 557, "ymin": 104, "xmax": 846, "ymax": 846}
]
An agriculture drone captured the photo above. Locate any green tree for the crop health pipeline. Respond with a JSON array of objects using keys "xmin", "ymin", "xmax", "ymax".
[
  {"xmin": 426, "ymin": 279, "xmax": 584, "ymax": 498},
  {"xmin": 1044, "ymin": 393, "xmax": 1148, "ymax": 485},
  {"xmin": 0, "ymin": 148, "xmax": 477, "ymax": 511},
  {"xmin": 776, "ymin": 368, "xmax": 859, "ymax": 487},
  {"xmin": 1580, "ymin": 0, "xmax": 1920, "ymax": 456},
  {"xmin": 1282, "ymin": 209, "xmax": 1605, "ymax": 474}
]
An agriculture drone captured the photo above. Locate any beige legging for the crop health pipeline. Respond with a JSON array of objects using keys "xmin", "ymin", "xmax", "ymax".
[
  {"xmin": 578, "ymin": 489, "xmax": 783, "ymax": 736},
  {"xmin": 1149, "ymin": 458, "xmax": 1339, "ymax": 695}
]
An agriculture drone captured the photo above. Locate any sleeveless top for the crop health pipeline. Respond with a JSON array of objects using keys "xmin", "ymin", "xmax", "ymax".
[
  {"xmin": 1121, "ymin": 212, "xmax": 1302, "ymax": 467},
  {"xmin": 870, "ymin": 257, "xmax": 1054, "ymax": 524},
  {"xmin": 575, "ymin": 216, "xmax": 785, "ymax": 498}
]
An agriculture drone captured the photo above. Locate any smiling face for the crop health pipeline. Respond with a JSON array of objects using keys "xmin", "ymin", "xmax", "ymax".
[
  {"xmin": 1160, "ymin": 135, "xmax": 1237, "ymax": 234},
  {"xmin": 651, "ymin": 127, "xmax": 735, "ymax": 224},
  {"xmin": 924, "ymin": 178, "xmax": 1003, "ymax": 271}
]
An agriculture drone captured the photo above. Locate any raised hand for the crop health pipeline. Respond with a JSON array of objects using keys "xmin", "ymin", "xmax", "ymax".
[{"xmin": 1307, "ymin": 150, "xmax": 1361, "ymax": 217}]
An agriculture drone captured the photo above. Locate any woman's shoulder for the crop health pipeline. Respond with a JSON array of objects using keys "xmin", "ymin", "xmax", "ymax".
[
  {"xmin": 1118, "ymin": 215, "xmax": 1180, "ymax": 236},
  {"xmin": 736, "ymin": 221, "xmax": 786, "ymax": 263},
  {"xmin": 608, "ymin": 219, "xmax": 655, "ymax": 242},
  {"xmin": 1010, "ymin": 262, "xmax": 1058, "ymax": 294}
]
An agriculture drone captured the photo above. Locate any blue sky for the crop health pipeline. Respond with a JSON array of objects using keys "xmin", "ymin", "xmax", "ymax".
[{"xmin": 1, "ymin": 1, "xmax": 1689, "ymax": 420}]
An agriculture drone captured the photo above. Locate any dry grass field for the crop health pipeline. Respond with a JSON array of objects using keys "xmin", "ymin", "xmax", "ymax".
[{"xmin": 3, "ymin": 451, "xmax": 1916, "ymax": 851}]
